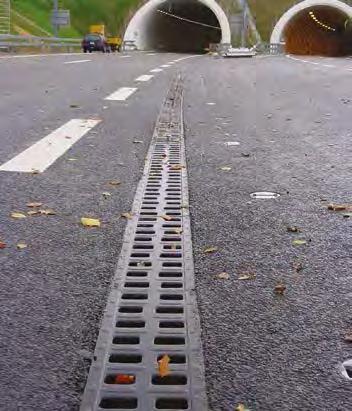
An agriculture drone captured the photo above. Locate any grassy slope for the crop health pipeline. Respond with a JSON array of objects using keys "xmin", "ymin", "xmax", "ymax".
[{"xmin": 248, "ymin": 0, "xmax": 297, "ymax": 41}]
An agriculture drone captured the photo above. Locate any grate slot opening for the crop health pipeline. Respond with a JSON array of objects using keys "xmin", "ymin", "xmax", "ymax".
[
  {"xmin": 122, "ymin": 293, "xmax": 148, "ymax": 300},
  {"xmin": 159, "ymin": 321, "xmax": 185, "ymax": 328},
  {"xmin": 162, "ymin": 237, "xmax": 181, "ymax": 242},
  {"xmin": 154, "ymin": 336, "xmax": 185, "ymax": 345},
  {"xmin": 162, "ymin": 262, "xmax": 182, "ymax": 267},
  {"xmin": 152, "ymin": 374, "xmax": 187, "ymax": 385},
  {"xmin": 159, "ymin": 272, "xmax": 183, "ymax": 278},
  {"xmin": 133, "ymin": 245, "xmax": 154, "ymax": 250},
  {"xmin": 155, "ymin": 398, "xmax": 188, "ymax": 410},
  {"xmin": 126, "ymin": 271, "xmax": 148, "ymax": 277},
  {"xmin": 135, "ymin": 230, "xmax": 155, "ymax": 235},
  {"xmin": 156, "ymin": 306, "xmax": 184, "ymax": 314},
  {"xmin": 137, "ymin": 224, "xmax": 154, "ymax": 228},
  {"xmin": 163, "ymin": 245, "xmax": 182, "ymax": 250},
  {"xmin": 130, "ymin": 253, "xmax": 150, "ymax": 258},
  {"xmin": 160, "ymin": 294, "xmax": 183, "ymax": 301},
  {"xmin": 161, "ymin": 282, "xmax": 183, "ymax": 289},
  {"xmin": 119, "ymin": 306, "xmax": 143, "ymax": 313},
  {"xmin": 134, "ymin": 237, "xmax": 152, "ymax": 242},
  {"xmin": 99, "ymin": 397, "xmax": 138, "ymax": 409},
  {"xmin": 116, "ymin": 320, "xmax": 146, "ymax": 328},
  {"xmin": 113, "ymin": 336, "xmax": 140, "ymax": 345},
  {"xmin": 109, "ymin": 353, "xmax": 142, "ymax": 363},
  {"xmin": 128, "ymin": 261, "xmax": 152, "ymax": 267}
]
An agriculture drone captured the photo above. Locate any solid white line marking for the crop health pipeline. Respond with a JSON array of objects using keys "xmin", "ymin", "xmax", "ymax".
[
  {"xmin": 135, "ymin": 74, "xmax": 154, "ymax": 82},
  {"xmin": 161, "ymin": 64, "xmax": 171, "ymax": 68},
  {"xmin": 0, "ymin": 53, "xmax": 84, "ymax": 60},
  {"xmin": 150, "ymin": 68, "xmax": 163, "ymax": 73},
  {"xmin": 64, "ymin": 59, "xmax": 91, "ymax": 65},
  {"xmin": 0, "ymin": 119, "xmax": 100, "ymax": 173},
  {"xmin": 105, "ymin": 87, "xmax": 137, "ymax": 101}
]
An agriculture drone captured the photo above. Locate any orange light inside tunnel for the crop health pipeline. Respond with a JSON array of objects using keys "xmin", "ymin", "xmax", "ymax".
[{"xmin": 284, "ymin": 6, "xmax": 352, "ymax": 56}]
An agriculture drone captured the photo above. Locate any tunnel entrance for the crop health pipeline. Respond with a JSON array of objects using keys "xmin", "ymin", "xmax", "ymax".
[
  {"xmin": 124, "ymin": 0, "xmax": 231, "ymax": 52},
  {"xmin": 271, "ymin": 0, "xmax": 352, "ymax": 56}
]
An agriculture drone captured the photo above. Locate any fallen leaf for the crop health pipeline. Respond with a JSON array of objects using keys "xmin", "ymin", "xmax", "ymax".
[
  {"xmin": 292, "ymin": 239, "xmax": 307, "ymax": 246},
  {"xmin": 27, "ymin": 210, "xmax": 41, "ymax": 216},
  {"xmin": 109, "ymin": 180, "xmax": 121, "ymax": 186},
  {"xmin": 114, "ymin": 374, "xmax": 135, "ymax": 384},
  {"xmin": 171, "ymin": 244, "xmax": 177, "ymax": 251},
  {"xmin": 287, "ymin": 226, "xmax": 300, "ymax": 233},
  {"xmin": 174, "ymin": 228, "xmax": 183, "ymax": 234},
  {"xmin": 293, "ymin": 261, "xmax": 303, "ymax": 272},
  {"xmin": 67, "ymin": 158, "xmax": 77, "ymax": 161},
  {"xmin": 170, "ymin": 164, "xmax": 184, "ymax": 171},
  {"xmin": 158, "ymin": 355, "xmax": 170, "ymax": 377},
  {"xmin": 238, "ymin": 273, "xmax": 256, "ymax": 280},
  {"xmin": 204, "ymin": 246, "xmax": 218, "ymax": 253},
  {"xmin": 0, "ymin": 241, "xmax": 6, "ymax": 249},
  {"xmin": 102, "ymin": 192, "xmax": 111, "ymax": 198},
  {"xmin": 160, "ymin": 215, "xmax": 172, "ymax": 221},
  {"xmin": 11, "ymin": 212, "xmax": 26, "ymax": 219},
  {"xmin": 81, "ymin": 217, "xmax": 101, "ymax": 227},
  {"xmin": 40, "ymin": 209, "xmax": 56, "ymax": 216},
  {"xmin": 235, "ymin": 404, "xmax": 248, "ymax": 411},
  {"xmin": 17, "ymin": 242, "xmax": 27, "ymax": 250},
  {"xmin": 241, "ymin": 153, "xmax": 250, "ymax": 158},
  {"xmin": 343, "ymin": 212, "xmax": 352, "ymax": 218},
  {"xmin": 31, "ymin": 169, "xmax": 40, "ymax": 174},
  {"xmin": 328, "ymin": 203, "xmax": 352, "ymax": 212},
  {"xmin": 121, "ymin": 212, "xmax": 133, "ymax": 220},
  {"xmin": 220, "ymin": 166, "xmax": 232, "ymax": 171},
  {"xmin": 274, "ymin": 282, "xmax": 286, "ymax": 295},
  {"xmin": 133, "ymin": 140, "xmax": 143, "ymax": 144},
  {"xmin": 344, "ymin": 333, "xmax": 352, "ymax": 343},
  {"xmin": 26, "ymin": 202, "xmax": 42, "ymax": 208},
  {"xmin": 217, "ymin": 272, "xmax": 230, "ymax": 280}
]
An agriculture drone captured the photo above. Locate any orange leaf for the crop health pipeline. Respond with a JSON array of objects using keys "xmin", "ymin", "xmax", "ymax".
[
  {"xmin": 158, "ymin": 354, "xmax": 170, "ymax": 377},
  {"xmin": 114, "ymin": 374, "xmax": 135, "ymax": 384},
  {"xmin": 0, "ymin": 241, "xmax": 6, "ymax": 249}
]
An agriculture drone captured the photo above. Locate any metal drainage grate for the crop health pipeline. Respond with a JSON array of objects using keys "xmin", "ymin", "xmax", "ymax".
[{"xmin": 80, "ymin": 76, "xmax": 208, "ymax": 411}]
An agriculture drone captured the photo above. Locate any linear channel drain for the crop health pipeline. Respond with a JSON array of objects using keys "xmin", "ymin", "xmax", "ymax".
[{"xmin": 80, "ymin": 76, "xmax": 207, "ymax": 411}]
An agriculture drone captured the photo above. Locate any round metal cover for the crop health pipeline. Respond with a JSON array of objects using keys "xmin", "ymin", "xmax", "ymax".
[{"xmin": 250, "ymin": 192, "xmax": 280, "ymax": 199}]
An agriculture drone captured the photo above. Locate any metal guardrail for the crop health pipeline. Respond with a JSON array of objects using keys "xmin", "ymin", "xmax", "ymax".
[{"xmin": 0, "ymin": 33, "xmax": 81, "ymax": 52}]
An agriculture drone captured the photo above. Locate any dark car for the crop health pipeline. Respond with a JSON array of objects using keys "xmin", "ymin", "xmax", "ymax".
[{"xmin": 82, "ymin": 34, "xmax": 109, "ymax": 53}]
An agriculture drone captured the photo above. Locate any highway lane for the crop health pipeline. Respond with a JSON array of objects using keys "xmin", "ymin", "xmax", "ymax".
[{"xmin": 0, "ymin": 52, "xmax": 351, "ymax": 411}]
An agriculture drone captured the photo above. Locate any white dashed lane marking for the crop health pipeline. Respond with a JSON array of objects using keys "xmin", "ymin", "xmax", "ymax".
[
  {"xmin": 150, "ymin": 68, "xmax": 163, "ymax": 73},
  {"xmin": 64, "ymin": 60, "xmax": 91, "ymax": 65},
  {"xmin": 105, "ymin": 87, "xmax": 137, "ymax": 101},
  {"xmin": 0, "ymin": 119, "xmax": 101, "ymax": 173},
  {"xmin": 135, "ymin": 74, "xmax": 154, "ymax": 82}
]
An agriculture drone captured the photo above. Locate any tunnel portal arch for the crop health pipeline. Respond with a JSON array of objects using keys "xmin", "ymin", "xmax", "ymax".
[
  {"xmin": 124, "ymin": 0, "xmax": 231, "ymax": 52},
  {"xmin": 270, "ymin": 0, "xmax": 352, "ymax": 55}
]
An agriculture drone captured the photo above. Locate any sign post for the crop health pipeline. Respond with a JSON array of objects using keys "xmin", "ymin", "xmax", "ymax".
[{"xmin": 52, "ymin": 1, "xmax": 70, "ymax": 37}]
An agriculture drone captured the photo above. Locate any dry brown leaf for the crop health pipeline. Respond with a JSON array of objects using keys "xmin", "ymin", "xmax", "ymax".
[
  {"xmin": 274, "ymin": 282, "xmax": 286, "ymax": 295},
  {"xmin": 238, "ymin": 273, "xmax": 256, "ymax": 280},
  {"xmin": 161, "ymin": 215, "xmax": 172, "ymax": 221},
  {"xmin": 81, "ymin": 217, "xmax": 101, "ymax": 227},
  {"xmin": 204, "ymin": 246, "xmax": 218, "ymax": 254},
  {"xmin": 328, "ymin": 203, "xmax": 352, "ymax": 212},
  {"xmin": 217, "ymin": 272, "xmax": 229, "ymax": 280},
  {"xmin": 287, "ymin": 226, "xmax": 300, "ymax": 233},
  {"xmin": 27, "ymin": 202, "xmax": 43, "ymax": 208},
  {"xmin": 344, "ymin": 333, "xmax": 352, "ymax": 343},
  {"xmin": 109, "ymin": 180, "xmax": 121, "ymax": 186},
  {"xmin": 27, "ymin": 210, "xmax": 41, "ymax": 216},
  {"xmin": 40, "ymin": 209, "xmax": 56, "ymax": 215},
  {"xmin": 121, "ymin": 212, "xmax": 133, "ymax": 220},
  {"xmin": 293, "ymin": 261, "xmax": 303, "ymax": 272},
  {"xmin": 235, "ymin": 405, "xmax": 246, "ymax": 411},
  {"xmin": 158, "ymin": 355, "xmax": 170, "ymax": 377},
  {"xmin": 174, "ymin": 228, "xmax": 183, "ymax": 235},
  {"xmin": 170, "ymin": 164, "xmax": 184, "ymax": 170},
  {"xmin": 171, "ymin": 244, "xmax": 177, "ymax": 251},
  {"xmin": 0, "ymin": 241, "xmax": 6, "ymax": 249},
  {"xmin": 11, "ymin": 212, "xmax": 26, "ymax": 219},
  {"xmin": 17, "ymin": 242, "xmax": 27, "ymax": 250}
]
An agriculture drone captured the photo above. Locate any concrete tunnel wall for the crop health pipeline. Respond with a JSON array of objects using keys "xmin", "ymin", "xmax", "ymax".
[
  {"xmin": 271, "ymin": 0, "xmax": 352, "ymax": 56},
  {"xmin": 124, "ymin": 0, "xmax": 232, "ymax": 51}
]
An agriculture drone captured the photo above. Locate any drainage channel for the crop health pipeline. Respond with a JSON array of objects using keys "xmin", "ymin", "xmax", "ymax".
[{"xmin": 80, "ymin": 75, "xmax": 208, "ymax": 411}]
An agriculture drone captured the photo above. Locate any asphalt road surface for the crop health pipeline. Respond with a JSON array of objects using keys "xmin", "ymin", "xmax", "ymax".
[{"xmin": 0, "ymin": 52, "xmax": 351, "ymax": 411}]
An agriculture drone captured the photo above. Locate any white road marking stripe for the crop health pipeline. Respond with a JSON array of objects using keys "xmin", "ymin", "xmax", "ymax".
[
  {"xmin": 64, "ymin": 59, "xmax": 91, "ymax": 65},
  {"xmin": 322, "ymin": 64, "xmax": 335, "ymax": 68},
  {"xmin": 135, "ymin": 74, "xmax": 154, "ymax": 82},
  {"xmin": 0, "ymin": 119, "xmax": 100, "ymax": 173},
  {"xmin": 120, "ymin": 55, "xmax": 131, "ymax": 58},
  {"xmin": 150, "ymin": 68, "xmax": 163, "ymax": 73},
  {"xmin": 147, "ymin": 53, "xmax": 156, "ymax": 56},
  {"xmin": 105, "ymin": 87, "xmax": 137, "ymax": 101},
  {"xmin": 0, "ymin": 53, "xmax": 84, "ymax": 60},
  {"xmin": 161, "ymin": 64, "xmax": 171, "ymax": 68}
]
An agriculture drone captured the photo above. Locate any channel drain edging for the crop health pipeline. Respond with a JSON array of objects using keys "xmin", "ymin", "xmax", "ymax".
[{"xmin": 80, "ymin": 75, "xmax": 208, "ymax": 411}]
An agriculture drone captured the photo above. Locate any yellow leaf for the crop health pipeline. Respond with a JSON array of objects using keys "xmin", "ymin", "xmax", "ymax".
[
  {"xmin": 160, "ymin": 215, "xmax": 172, "ymax": 221},
  {"xmin": 27, "ymin": 210, "xmax": 41, "ymax": 216},
  {"xmin": 27, "ymin": 202, "xmax": 42, "ymax": 208},
  {"xmin": 81, "ymin": 217, "xmax": 101, "ymax": 227},
  {"xmin": 292, "ymin": 239, "xmax": 307, "ymax": 246},
  {"xmin": 158, "ymin": 355, "xmax": 170, "ymax": 377},
  {"xmin": 217, "ymin": 272, "xmax": 229, "ymax": 280},
  {"xmin": 220, "ymin": 166, "xmax": 232, "ymax": 171},
  {"xmin": 67, "ymin": 158, "xmax": 77, "ymax": 162},
  {"xmin": 17, "ymin": 242, "xmax": 27, "ymax": 250},
  {"xmin": 170, "ymin": 164, "xmax": 184, "ymax": 170},
  {"xmin": 11, "ymin": 212, "xmax": 26, "ymax": 219},
  {"xmin": 204, "ymin": 246, "xmax": 218, "ymax": 253},
  {"xmin": 235, "ymin": 404, "xmax": 249, "ymax": 411},
  {"xmin": 121, "ymin": 212, "xmax": 133, "ymax": 220}
]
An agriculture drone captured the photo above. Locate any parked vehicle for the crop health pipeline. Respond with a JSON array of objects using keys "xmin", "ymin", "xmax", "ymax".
[{"xmin": 82, "ymin": 34, "xmax": 109, "ymax": 53}]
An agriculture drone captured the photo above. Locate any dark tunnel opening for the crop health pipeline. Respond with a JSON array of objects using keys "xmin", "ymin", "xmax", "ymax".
[
  {"xmin": 284, "ymin": 6, "xmax": 352, "ymax": 56},
  {"xmin": 144, "ymin": 0, "xmax": 222, "ymax": 53}
]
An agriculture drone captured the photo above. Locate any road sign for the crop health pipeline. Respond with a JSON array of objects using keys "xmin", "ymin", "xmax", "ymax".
[{"xmin": 51, "ymin": 10, "xmax": 70, "ymax": 27}]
